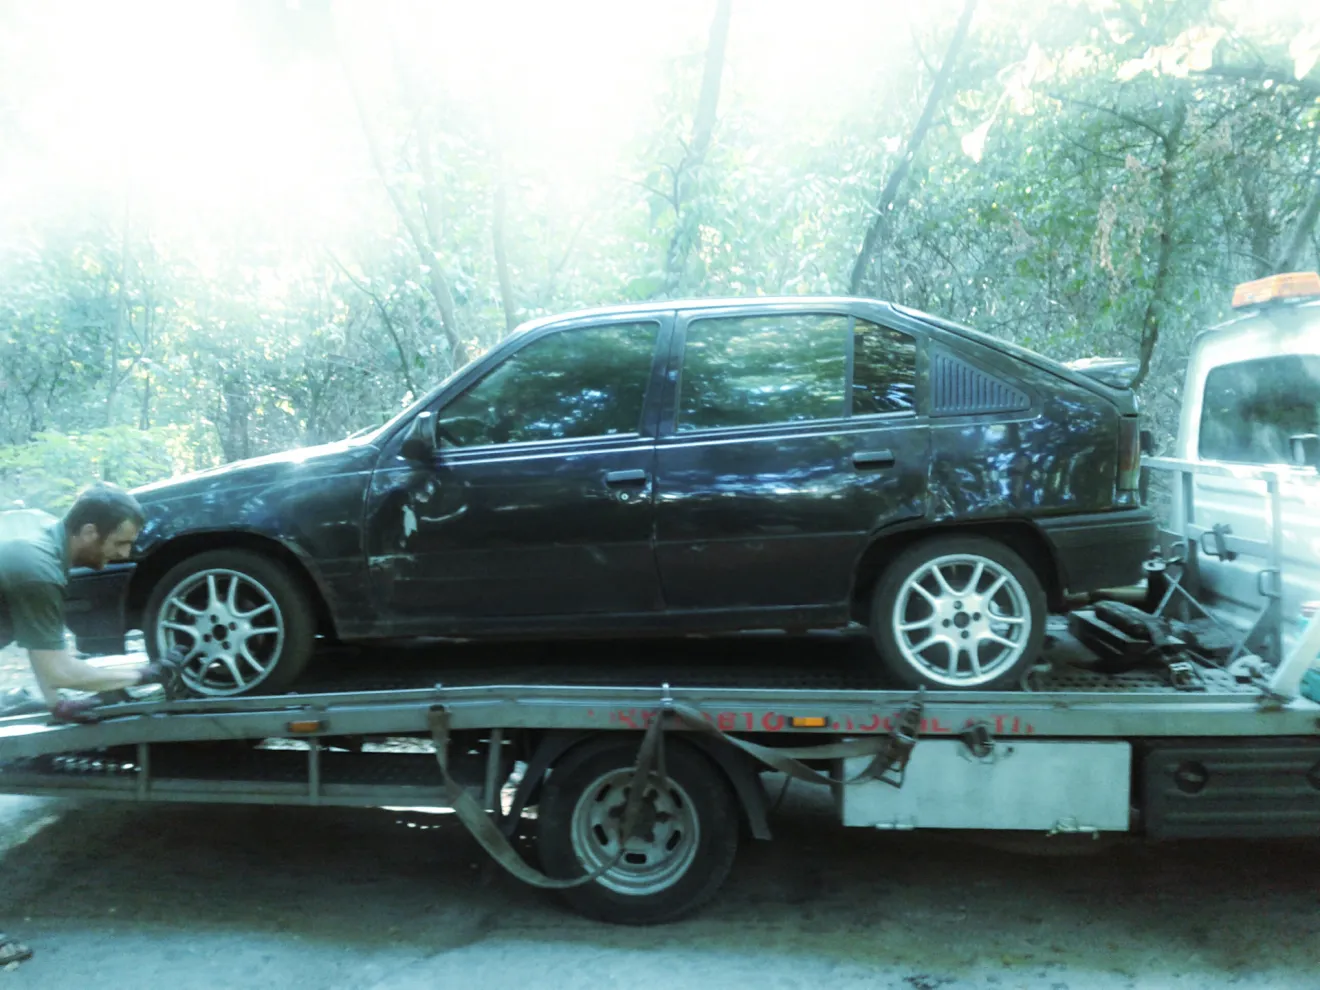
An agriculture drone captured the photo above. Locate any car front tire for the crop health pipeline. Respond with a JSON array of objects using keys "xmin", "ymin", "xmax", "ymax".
[{"xmin": 143, "ymin": 549, "xmax": 315, "ymax": 697}]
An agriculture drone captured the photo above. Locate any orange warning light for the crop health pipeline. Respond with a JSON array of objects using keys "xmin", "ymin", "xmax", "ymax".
[{"xmin": 1231, "ymin": 271, "xmax": 1320, "ymax": 309}]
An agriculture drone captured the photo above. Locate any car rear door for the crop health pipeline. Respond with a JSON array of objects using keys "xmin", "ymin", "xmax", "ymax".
[
  {"xmin": 364, "ymin": 316, "xmax": 669, "ymax": 630},
  {"xmin": 651, "ymin": 305, "xmax": 930, "ymax": 615}
]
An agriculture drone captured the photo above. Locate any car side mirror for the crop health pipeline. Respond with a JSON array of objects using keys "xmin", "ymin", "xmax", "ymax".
[
  {"xmin": 1290, "ymin": 433, "xmax": 1319, "ymax": 471},
  {"xmin": 401, "ymin": 411, "xmax": 438, "ymax": 463}
]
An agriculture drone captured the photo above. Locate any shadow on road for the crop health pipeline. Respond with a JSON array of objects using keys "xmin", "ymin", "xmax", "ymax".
[{"xmin": 1, "ymin": 792, "xmax": 1316, "ymax": 981}]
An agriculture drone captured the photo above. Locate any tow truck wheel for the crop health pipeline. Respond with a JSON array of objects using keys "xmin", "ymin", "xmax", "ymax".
[
  {"xmin": 870, "ymin": 535, "xmax": 1046, "ymax": 691},
  {"xmin": 537, "ymin": 736, "xmax": 740, "ymax": 924},
  {"xmin": 143, "ymin": 549, "xmax": 315, "ymax": 697}
]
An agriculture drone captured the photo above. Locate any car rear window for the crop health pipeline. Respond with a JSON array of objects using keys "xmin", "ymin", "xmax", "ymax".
[
  {"xmin": 677, "ymin": 314, "xmax": 849, "ymax": 431},
  {"xmin": 1199, "ymin": 354, "xmax": 1320, "ymax": 464}
]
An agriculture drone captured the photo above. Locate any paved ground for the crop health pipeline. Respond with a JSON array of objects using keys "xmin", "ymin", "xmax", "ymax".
[
  {"xmin": 2, "ymin": 779, "xmax": 1319, "ymax": 987},
  {"xmin": 3, "ymin": 648, "xmax": 1320, "ymax": 988}
]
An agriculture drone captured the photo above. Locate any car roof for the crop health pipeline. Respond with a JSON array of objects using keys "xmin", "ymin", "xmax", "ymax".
[
  {"xmin": 509, "ymin": 295, "xmax": 891, "ymax": 336},
  {"xmin": 503, "ymin": 295, "xmax": 1122, "ymax": 399},
  {"xmin": 1195, "ymin": 297, "xmax": 1320, "ymax": 341}
]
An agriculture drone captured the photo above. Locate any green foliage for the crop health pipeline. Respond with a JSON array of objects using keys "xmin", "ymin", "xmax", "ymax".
[
  {"xmin": 0, "ymin": 426, "xmax": 193, "ymax": 515},
  {"xmin": 0, "ymin": 0, "xmax": 1318, "ymax": 479}
]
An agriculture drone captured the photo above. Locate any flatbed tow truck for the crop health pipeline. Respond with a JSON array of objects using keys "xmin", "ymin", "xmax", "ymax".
[{"xmin": 3, "ymin": 460, "xmax": 1320, "ymax": 924}]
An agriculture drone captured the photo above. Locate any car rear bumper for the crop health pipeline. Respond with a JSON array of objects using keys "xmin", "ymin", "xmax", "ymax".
[
  {"xmin": 1037, "ymin": 508, "xmax": 1157, "ymax": 594},
  {"xmin": 63, "ymin": 563, "xmax": 133, "ymax": 656}
]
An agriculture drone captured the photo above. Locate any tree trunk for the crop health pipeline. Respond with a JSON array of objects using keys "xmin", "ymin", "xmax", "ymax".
[
  {"xmin": 409, "ymin": 103, "xmax": 463, "ymax": 347},
  {"xmin": 1276, "ymin": 176, "xmax": 1320, "ymax": 272},
  {"xmin": 328, "ymin": 252, "xmax": 420, "ymax": 398},
  {"xmin": 106, "ymin": 191, "xmax": 131, "ymax": 426},
  {"xmin": 334, "ymin": 24, "xmax": 465, "ymax": 367},
  {"xmin": 1240, "ymin": 175, "xmax": 1277, "ymax": 278},
  {"xmin": 849, "ymin": 0, "xmax": 977, "ymax": 295},
  {"xmin": 493, "ymin": 171, "xmax": 518, "ymax": 334},
  {"xmin": 220, "ymin": 371, "xmax": 251, "ymax": 463},
  {"xmin": 138, "ymin": 286, "xmax": 153, "ymax": 430},
  {"xmin": 1131, "ymin": 103, "xmax": 1187, "ymax": 391},
  {"xmin": 689, "ymin": 0, "xmax": 731, "ymax": 163},
  {"xmin": 662, "ymin": 0, "xmax": 733, "ymax": 294}
]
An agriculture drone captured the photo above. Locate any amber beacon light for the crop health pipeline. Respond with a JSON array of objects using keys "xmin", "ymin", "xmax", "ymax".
[{"xmin": 1230, "ymin": 271, "xmax": 1320, "ymax": 309}]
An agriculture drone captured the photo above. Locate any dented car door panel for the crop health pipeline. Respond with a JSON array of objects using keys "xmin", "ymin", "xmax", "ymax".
[{"xmin": 361, "ymin": 317, "xmax": 670, "ymax": 632}]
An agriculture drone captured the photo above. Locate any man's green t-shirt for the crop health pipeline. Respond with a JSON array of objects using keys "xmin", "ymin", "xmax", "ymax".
[{"xmin": 0, "ymin": 509, "xmax": 70, "ymax": 651}]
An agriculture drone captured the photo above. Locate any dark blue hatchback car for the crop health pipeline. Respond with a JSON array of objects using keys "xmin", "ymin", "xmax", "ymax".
[{"xmin": 65, "ymin": 297, "xmax": 1154, "ymax": 696}]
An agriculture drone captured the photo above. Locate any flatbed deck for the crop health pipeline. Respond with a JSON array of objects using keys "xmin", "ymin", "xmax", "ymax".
[{"xmin": 2, "ymin": 627, "xmax": 1318, "ymax": 923}]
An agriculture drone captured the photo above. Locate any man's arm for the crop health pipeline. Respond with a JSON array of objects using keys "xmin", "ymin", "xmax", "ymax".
[
  {"xmin": 27, "ymin": 647, "xmax": 146, "ymax": 701},
  {"xmin": 6, "ymin": 577, "xmax": 67, "ymax": 653},
  {"xmin": 8, "ymin": 578, "xmax": 143, "ymax": 701}
]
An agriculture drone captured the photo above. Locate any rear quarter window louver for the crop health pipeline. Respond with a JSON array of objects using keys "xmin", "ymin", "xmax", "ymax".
[{"xmin": 930, "ymin": 351, "xmax": 1030, "ymax": 416}]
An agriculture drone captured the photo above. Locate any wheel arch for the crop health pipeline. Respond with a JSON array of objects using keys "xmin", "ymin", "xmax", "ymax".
[
  {"xmin": 126, "ymin": 531, "xmax": 338, "ymax": 639},
  {"xmin": 849, "ymin": 519, "xmax": 1063, "ymax": 625}
]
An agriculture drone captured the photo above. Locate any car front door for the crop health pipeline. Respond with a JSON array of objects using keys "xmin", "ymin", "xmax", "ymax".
[
  {"xmin": 364, "ymin": 317, "xmax": 668, "ymax": 632},
  {"xmin": 652, "ymin": 307, "xmax": 929, "ymax": 616}
]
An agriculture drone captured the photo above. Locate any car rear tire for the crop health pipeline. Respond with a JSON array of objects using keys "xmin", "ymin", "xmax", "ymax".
[
  {"xmin": 536, "ymin": 736, "xmax": 740, "ymax": 924},
  {"xmin": 869, "ymin": 535, "xmax": 1046, "ymax": 691},
  {"xmin": 143, "ymin": 549, "xmax": 315, "ymax": 697}
]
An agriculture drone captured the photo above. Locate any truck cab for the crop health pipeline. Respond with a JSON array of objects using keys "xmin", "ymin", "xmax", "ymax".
[{"xmin": 1171, "ymin": 272, "xmax": 1320, "ymax": 658}]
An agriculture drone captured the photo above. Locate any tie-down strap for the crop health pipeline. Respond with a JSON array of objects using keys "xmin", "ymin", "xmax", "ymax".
[
  {"xmin": 426, "ymin": 705, "xmax": 667, "ymax": 890},
  {"xmin": 660, "ymin": 692, "xmax": 924, "ymax": 788}
]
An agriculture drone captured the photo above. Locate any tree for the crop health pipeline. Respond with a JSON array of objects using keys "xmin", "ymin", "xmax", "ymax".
[
  {"xmin": 661, "ymin": 0, "xmax": 734, "ymax": 296},
  {"xmin": 850, "ymin": 0, "xmax": 978, "ymax": 295}
]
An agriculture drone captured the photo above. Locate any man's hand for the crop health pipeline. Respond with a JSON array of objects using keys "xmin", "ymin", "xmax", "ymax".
[{"xmin": 27, "ymin": 648, "xmax": 160, "ymax": 705}]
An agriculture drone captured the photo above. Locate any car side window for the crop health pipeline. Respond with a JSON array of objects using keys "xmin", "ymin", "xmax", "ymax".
[
  {"xmin": 677, "ymin": 314, "xmax": 849, "ymax": 431},
  {"xmin": 852, "ymin": 319, "xmax": 917, "ymax": 416},
  {"xmin": 1199, "ymin": 354, "xmax": 1320, "ymax": 464},
  {"xmin": 437, "ymin": 321, "xmax": 659, "ymax": 447}
]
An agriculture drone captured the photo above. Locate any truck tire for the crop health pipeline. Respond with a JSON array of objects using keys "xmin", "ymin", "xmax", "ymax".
[
  {"xmin": 870, "ymin": 535, "xmax": 1046, "ymax": 691},
  {"xmin": 144, "ymin": 549, "xmax": 315, "ymax": 697},
  {"xmin": 537, "ymin": 736, "xmax": 740, "ymax": 924}
]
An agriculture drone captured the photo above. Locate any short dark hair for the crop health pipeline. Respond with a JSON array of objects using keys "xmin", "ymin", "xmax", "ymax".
[{"xmin": 63, "ymin": 483, "xmax": 146, "ymax": 538}]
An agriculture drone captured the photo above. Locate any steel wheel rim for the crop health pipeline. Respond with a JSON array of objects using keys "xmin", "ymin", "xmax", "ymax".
[
  {"xmin": 890, "ymin": 552, "xmax": 1031, "ymax": 687},
  {"xmin": 568, "ymin": 769, "xmax": 700, "ymax": 896},
  {"xmin": 155, "ymin": 568, "xmax": 285, "ymax": 696}
]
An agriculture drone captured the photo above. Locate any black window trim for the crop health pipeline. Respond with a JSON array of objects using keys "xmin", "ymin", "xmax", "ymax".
[
  {"xmin": 439, "ymin": 433, "xmax": 655, "ymax": 464},
  {"xmin": 842, "ymin": 314, "xmax": 856, "ymax": 420},
  {"xmin": 426, "ymin": 316, "xmax": 669, "ymax": 454}
]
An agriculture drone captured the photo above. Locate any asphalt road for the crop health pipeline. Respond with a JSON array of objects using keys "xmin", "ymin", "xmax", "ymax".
[{"xmin": 2, "ymin": 783, "xmax": 1318, "ymax": 989}]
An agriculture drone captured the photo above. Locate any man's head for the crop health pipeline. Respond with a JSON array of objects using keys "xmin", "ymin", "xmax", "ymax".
[{"xmin": 63, "ymin": 483, "xmax": 146, "ymax": 570}]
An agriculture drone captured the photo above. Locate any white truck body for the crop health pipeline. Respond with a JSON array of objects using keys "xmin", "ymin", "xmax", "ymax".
[{"xmin": 1169, "ymin": 287, "xmax": 1320, "ymax": 658}]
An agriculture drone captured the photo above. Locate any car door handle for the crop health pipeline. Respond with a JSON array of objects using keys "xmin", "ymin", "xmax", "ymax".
[
  {"xmin": 604, "ymin": 469, "xmax": 649, "ymax": 486},
  {"xmin": 852, "ymin": 449, "xmax": 896, "ymax": 469}
]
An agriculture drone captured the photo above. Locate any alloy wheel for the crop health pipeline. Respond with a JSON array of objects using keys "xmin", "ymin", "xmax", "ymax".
[
  {"xmin": 155, "ymin": 568, "xmax": 286, "ymax": 696},
  {"xmin": 890, "ymin": 552, "xmax": 1032, "ymax": 688}
]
